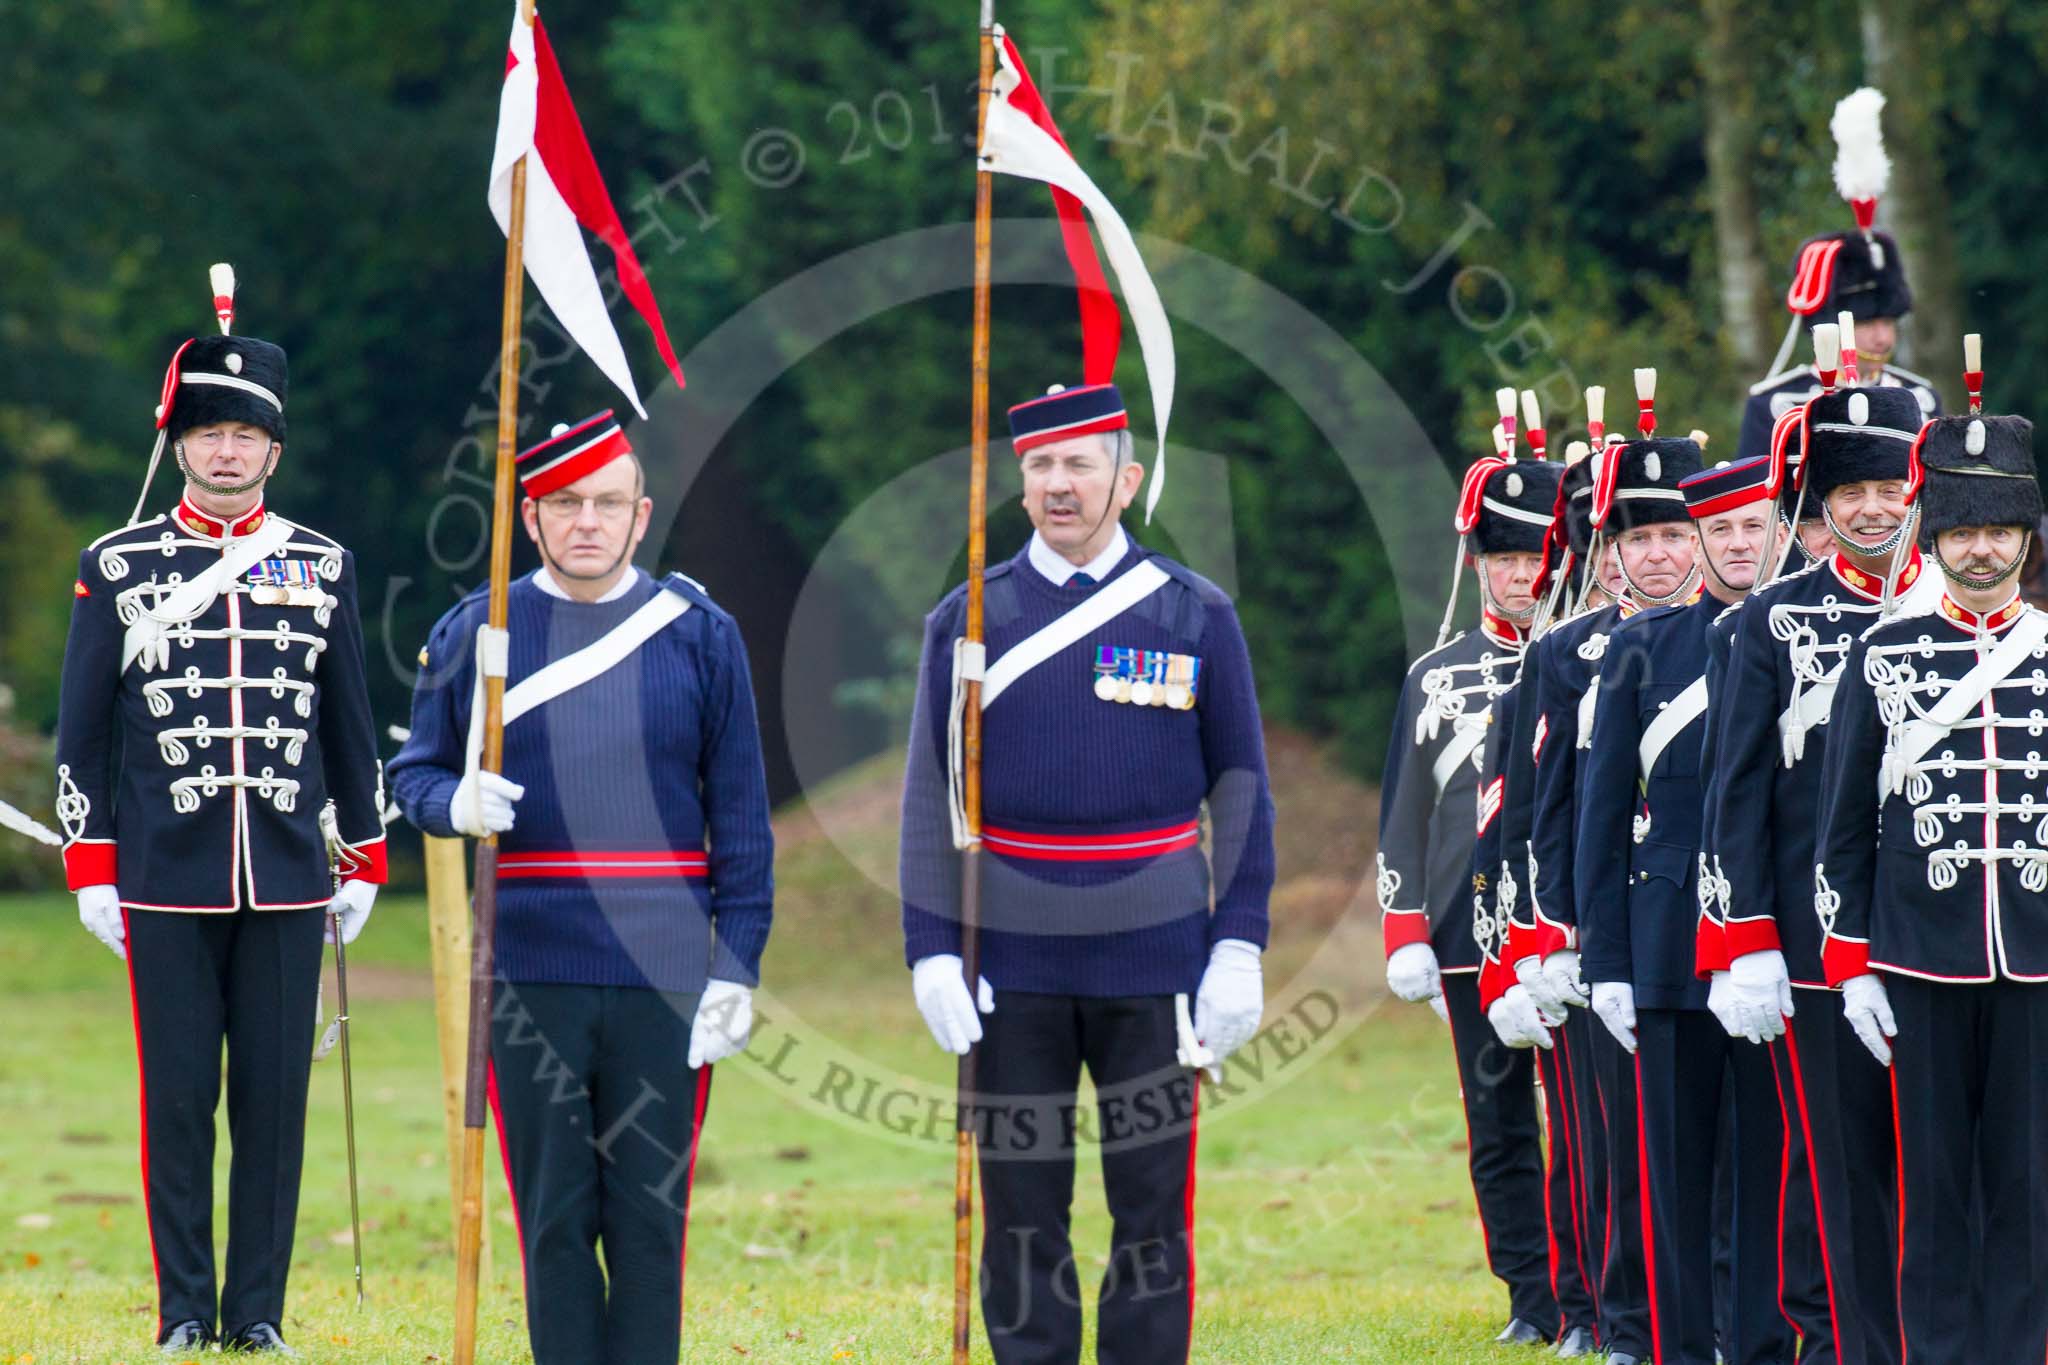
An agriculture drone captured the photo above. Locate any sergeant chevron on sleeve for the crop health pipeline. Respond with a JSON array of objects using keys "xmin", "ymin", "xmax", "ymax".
[{"xmin": 51, "ymin": 267, "xmax": 385, "ymax": 1355}]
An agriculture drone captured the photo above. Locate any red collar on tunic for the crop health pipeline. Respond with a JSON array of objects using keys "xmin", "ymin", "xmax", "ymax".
[{"xmin": 176, "ymin": 497, "xmax": 267, "ymax": 539}]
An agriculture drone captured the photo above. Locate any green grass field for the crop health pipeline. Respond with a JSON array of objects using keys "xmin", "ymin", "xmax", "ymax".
[{"xmin": 0, "ymin": 747, "xmax": 1529, "ymax": 1363}]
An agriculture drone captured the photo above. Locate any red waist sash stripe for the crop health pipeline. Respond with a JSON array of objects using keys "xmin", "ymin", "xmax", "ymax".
[
  {"xmin": 980, "ymin": 819, "xmax": 1201, "ymax": 863},
  {"xmin": 497, "ymin": 850, "xmax": 709, "ymax": 879}
]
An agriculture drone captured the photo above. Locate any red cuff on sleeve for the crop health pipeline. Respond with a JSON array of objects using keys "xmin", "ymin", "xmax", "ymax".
[
  {"xmin": 340, "ymin": 836, "xmax": 389, "ymax": 886},
  {"xmin": 1478, "ymin": 955, "xmax": 1514, "ymax": 1012},
  {"xmin": 1382, "ymin": 910, "xmax": 1431, "ymax": 956},
  {"xmin": 1822, "ymin": 936, "xmax": 1870, "ymax": 988},
  {"xmin": 1722, "ymin": 915, "xmax": 1783, "ymax": 963},
  {"xmin": 1694, "ymin": 914, "xmax": 1730, "ymax": 979},
  {"xmin": 63, "ymin": 840, "xmax": 118, "ymax": 892},
  {"xmin": 1530, "ymin": 918, "xmax": 1569, "ymax": 961}
]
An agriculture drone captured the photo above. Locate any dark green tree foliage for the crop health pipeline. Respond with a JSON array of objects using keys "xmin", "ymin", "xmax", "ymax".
[{"xmin": 1, "ymin": 0, "xmax": 2043, "ymax": 797}]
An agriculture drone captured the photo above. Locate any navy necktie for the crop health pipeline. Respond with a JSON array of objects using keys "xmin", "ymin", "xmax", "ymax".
[{"xmin": 1069, "ymin": 572, "xmax": 1096, "ymax": 587}]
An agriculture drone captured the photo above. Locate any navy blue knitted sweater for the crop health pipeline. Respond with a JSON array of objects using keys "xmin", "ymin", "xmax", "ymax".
[
  {"xmin": 389, "ymin": 570, "xmax": 774, "ymax": 992},
  {"xmin": 899, "ymin": 540, "xmax": 1275, "ymax": 996}
]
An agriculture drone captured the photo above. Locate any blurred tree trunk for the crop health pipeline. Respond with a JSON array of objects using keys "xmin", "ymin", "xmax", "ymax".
[
  {"xmin": 1700, "ymin": 0, "xmax": 1774, "ymax": 377},
  {"xmin": 1862, "ymin": 0, "xmax": 1964, "ymax": 406}
]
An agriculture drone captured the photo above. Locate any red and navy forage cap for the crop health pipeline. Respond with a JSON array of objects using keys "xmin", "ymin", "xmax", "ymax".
[
  {"xmin": 1592, "ymin": 438, "xmax": 1704, "ymax": 532},
  {"xmin": 1467, "ymin": 459, "xmax": 1563, "ymax": 555},
  {"xmin": 1908, "ymin": 414, "xmax": 2041, "ymax": 539},
  {"xmin": 1797, "ymin": 385, "xmax": 1923, "ymax": 502},
  {"xmin": 1007, "ymin": 382, "xmax": 1128, "ymax": 455},
  {"xmin": 159, "ymin": 334, "xmax": 288, "ymax": 442},
  {"xmin": 1680, "ymin": 455, "xmax": 1776, "ymax": 520},
  {"xmin": 515, "ymin": 411, "xmax": 634, "ymax": 498}
]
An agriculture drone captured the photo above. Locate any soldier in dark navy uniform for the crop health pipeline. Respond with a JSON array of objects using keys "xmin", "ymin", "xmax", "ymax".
[
  {"xmin": 53, "ymin": 280, "xmax": 387, "ymax": 1355},
  {"xmin": 1472, "ymin": 428, "xmax": 1601, "ymax": 1358},
  {"xmin": 897, "ymin": 382, "xmax": 1273, "ymax": 1365},
  {"xmin": 1707, "ymin": 377, "xmax": 1937, "ymax": 1363},
  {"xmin": 1815, "ymin": 402, "xmax": 2048, "ymax": 1363},
  {"xmin": 1577, "ymin": 416, "xmax": 1801, "ymax": 1365},
  {"xmin": 1380, "ymin": 425, "xmax": 1560, "ymax": 1348},
  {"xmin": 1736, "ymin": 90, "xmax": 1939, "ymax": 462}
]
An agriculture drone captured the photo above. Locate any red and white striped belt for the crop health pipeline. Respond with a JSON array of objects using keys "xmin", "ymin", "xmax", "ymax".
[
  {"xmin": 497, "ymin": 849, "xmax": 709, "ymax": 879},
  {"xmin": 979, "ymin": 818, "xmax": 1201, "ymax": 863}
]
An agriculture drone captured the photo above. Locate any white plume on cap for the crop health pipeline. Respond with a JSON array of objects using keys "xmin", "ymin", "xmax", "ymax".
[
  {"xmin": 1689, "ymin": 429, "xmax": 1710, "ymax": 448},
  {"xmin": 1813, "ymin": 322, "xmax": 1840, "ymax": 365},
  {"xmin": 1633, "ymin": 368, "xmax": 1656, "ymax": 402},
  {"xmin": 1496, "ymin": 387, "xmax": 1517, "ymax": 420},
  {"xmin": 1965, "ymin": 333, "xmax": 1983, "ymax": 372},
  {"xmin": 209, "ymin": 262, "xmax": 236, "ymax": 336},
  {"xmin": 1520, "ymin": 389, "xmax": 1542, "ymax": 433},
  {"xmin": 1830, "ymin": 88, "xmax": 1890, "ymax": 206},
  {"xmin": 1491, "ymin": 422, "xmax": 1510, "ymax": 457},
  {"xmin": 1564, "ymin": 439, "xmax": 1590, "ymax": 465},
  {"xmin": 1585, "ymin": 385, "xmax": 1605, "ymax": 427}
]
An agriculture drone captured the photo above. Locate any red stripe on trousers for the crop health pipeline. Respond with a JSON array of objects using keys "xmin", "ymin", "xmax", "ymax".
[
  {"xmin": 121, "ymin": 909, "xmax": 164, "ymax": 1343},
  {"xmin": 1539, "ymin": 1049, "xmax": 1565, "ymax": 1318},
  {"xmin": 1555, "ymin": 1029, "xmax": 1600, "ymax": 1331},
  {"xmin": 484, "ymin": 1061, "xmax": 531, "ymax": 1284},
  {"xmin": 1764, "ymin": 1038, "xmax": 1801, "ymax": 1342},
  {"xmin": 1890, "ymin": 1065, "xmax": 1909, "ymax": 1365},
  {"xmin": 1183, "ymin": 1079, "xmax": 1200, "ymax": 1362},
  {"xmin": 678, "ymin": 1065, "xmax": 713, "ymax": 1313},
  {"xmin": 1782, "ymin": 1019, "xmax": 1846, "ymax": 1354},
  {"xmin": 1634, "ymin": 1052, "xmax": 1664, "ymax": 1362}
]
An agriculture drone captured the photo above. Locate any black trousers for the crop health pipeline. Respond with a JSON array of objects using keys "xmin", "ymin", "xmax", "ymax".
[
  {"xmin": 1887, "ymin": 976, "xmax": 2048, "ymax": 1365},
  {"xmin": 1783, "ymin": 1004, "xmax": 1900, "ymax": 1365},
  {"xmin": 1557, "ymin": 1007, "xmax": 1609, "ymax": 1332},
  {"xmin": 1765, "ymin": 1018, "xmax": 1837, "ymax": 1365},
  {"xmin": 488, "ymin": 981, "xmax": 711, "ymax": 1365},
  {"xmin": 974, "ymin": 992, "xmax": 1198, "ymax": 1365},
  {"xmin": 1537, "ymin": 1022, "xmax": 1598, "ymax": 1337},
  {"xmin": 1441, "ymin": 972, "xmax": 1554, "ymax": 1334},
  {"xmin": 1635, "ymin": 1008, "xmax": 1794, "ymax": 1365},
  {"xmin": 122, "ymin": 906, "xmax": 325, "ymax": 1343},
  {"xmin": 1590, "ymin": 1012, "xmax": 1653, "ymax": 1358}
]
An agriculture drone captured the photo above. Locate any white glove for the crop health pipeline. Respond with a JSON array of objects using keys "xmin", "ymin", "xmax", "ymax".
[
  {"xmin": 1840, "ymin": 973, "xmax": 1896, "ymax": 1068},
  {"xmin": 1194, "ymin": 939, "xmax": 1263, "ymax": 1063},
  {"xmin": 1728, "ymin": 949, "xmax": 1794, "ymax": 1044},
  {"xmin": 1707, "ymin": 971, "xmax": 1742, "ymax": 1038},
  {"xmin": 689, "ymin": 979, "xmax": 753, "ymax": 1068},
  {"xmin": 1541, "ymin": 949, "xmax": 1590, "ymax": 1010},
  {"xmin": 450, "ymin": 768, "xmax": 525, "ymax": 838},
  {"xmin": 912, "ymin": 954, "xmax": 994, "ymax": 1055},
  {"xmin": 1386, "ymin": 942, "xmax": 1443, "ymax": 1005},
  {"xmin": 325, "ymin": 879, "xmax": 377, "ymax": 945},
  {"xmin": 1488, "ymin": 984, "xmax": 1556, "ymax": 1050},
  {"xmin": 1592, "ymin": 981, "xmax": 1637, "ymax": 1054},
  {"xmin": 76, "ymin": 884, "xmax": 125, "ymax": 961}
]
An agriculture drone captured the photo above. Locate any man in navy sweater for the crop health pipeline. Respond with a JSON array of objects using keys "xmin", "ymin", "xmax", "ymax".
[
  {"xmin": 898, "ymin": 381, "xmax": 1273, "ymax": 1365},
  {"xmin": 390, "ymin": 412, "xmax": 774, "ymax": 1365}
]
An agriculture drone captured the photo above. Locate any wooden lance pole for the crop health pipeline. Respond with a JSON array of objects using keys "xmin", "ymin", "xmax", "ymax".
[
  {"xmin": 954, "ymin": 3, "xmax": 997, "ymax": 1361},
  {"xmin": 452, "ymin": 0, "xmax": 533, "ymax": 1358}
]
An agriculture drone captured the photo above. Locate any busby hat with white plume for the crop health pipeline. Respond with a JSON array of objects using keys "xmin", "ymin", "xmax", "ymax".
[
  {"xmin": 1798, "ymin": 385, "xmax": 1923, "ymax": 502},
  {"xmin": 1782, "ymin": 89, "xmax": 1913, "ymax": 323}
]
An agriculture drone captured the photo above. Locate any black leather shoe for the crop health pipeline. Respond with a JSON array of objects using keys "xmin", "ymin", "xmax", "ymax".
[
  {"xmin": 1553, "ymin": 1326, "xmax": 1598, "ymax": 1357},
  {"xmin": 159, "ymin": 1320, "xmax": 214, "ymax": 1354},
  {"xmin": 223, "ymin": 1322, "xmax": 299, "ymax": 1355},
  {"xmin": 1496, "ymin": 1317, "xmax": 1551, "ymax": 1346}
]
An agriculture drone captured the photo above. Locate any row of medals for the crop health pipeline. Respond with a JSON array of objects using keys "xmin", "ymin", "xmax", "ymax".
[{"xmin": 1093, "ymin": 648, "xmax": 1199, "ymax": 710}]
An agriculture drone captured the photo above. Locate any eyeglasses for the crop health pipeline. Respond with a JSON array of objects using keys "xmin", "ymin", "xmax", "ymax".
[
  {"xmin": 183, "ymin": 429, "xmax": 270, "ymax": 453},
  {"xmin": 537, "ymin": 492, "xmax": 638, "ymax": 520}
]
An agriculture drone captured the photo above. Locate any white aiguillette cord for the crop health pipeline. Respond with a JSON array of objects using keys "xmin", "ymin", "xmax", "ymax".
[{"xmin": 121, "ymin": 515, "xmax": 295, "ymax": 674}]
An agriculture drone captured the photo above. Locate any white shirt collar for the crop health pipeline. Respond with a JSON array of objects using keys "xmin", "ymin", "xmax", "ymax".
[
  {"xmin": 533, "ymin": 565, "xmax": 644, "ymax": 603},
  {"xmin": 1028, "ymin": 526, "xmax": 1128, "ymax": 586}
]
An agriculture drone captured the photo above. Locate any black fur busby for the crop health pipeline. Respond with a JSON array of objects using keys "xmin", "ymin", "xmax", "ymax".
[
  {"xmin": 1800, "ymin": 386, "xmax": 1921, "ymax": 503},
  {"xmin": 1916, "ymin": 415, "xmax": 2041, "ymax": 538},
  {"xmin": 167, "ymin": 335, "xmax": 288, "ymax": 442},
  {"xmin": 1788, "ymin": 230, "xmax": 1913, "ymax": 322},
  {"xmin": 1471, "ymin": 460, "xmax": 1564, "ymax": 555},
  {"xmin": 1601, "ymin": 438, "xmax": 1703, "ymax": 532}
]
